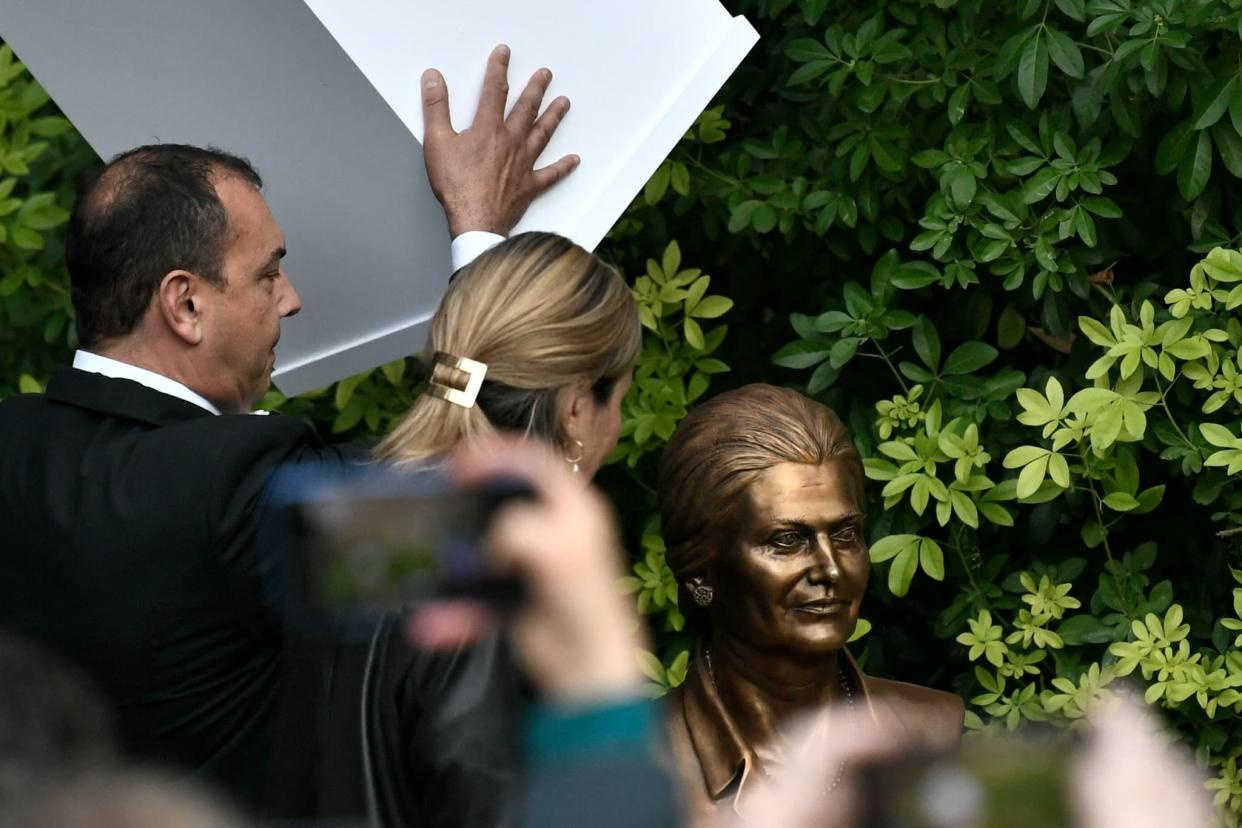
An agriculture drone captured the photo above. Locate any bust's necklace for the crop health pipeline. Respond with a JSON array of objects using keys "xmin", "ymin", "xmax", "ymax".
[{"xmin": 703, "ymin": 646, "xmax": 857, "ymax": 793}]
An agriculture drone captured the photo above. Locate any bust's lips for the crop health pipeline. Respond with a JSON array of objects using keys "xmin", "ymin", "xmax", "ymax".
[{"xmin": 791, "ymin": 598, "xmax": 850, "ymax": 615}]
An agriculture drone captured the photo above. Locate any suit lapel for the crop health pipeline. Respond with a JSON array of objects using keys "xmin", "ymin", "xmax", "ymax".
[{"xmin": 45, "ymin": 367, "xmax": 215, "ymax": 427}]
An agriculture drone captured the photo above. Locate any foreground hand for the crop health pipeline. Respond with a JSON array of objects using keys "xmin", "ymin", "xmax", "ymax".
[
  {"xmin": 422, "ymin": 45, "xmax": 580, "ymax": 237},
  {"xmin": 408, "ymin": 437, "xmax": 645, "ymax": 704}
]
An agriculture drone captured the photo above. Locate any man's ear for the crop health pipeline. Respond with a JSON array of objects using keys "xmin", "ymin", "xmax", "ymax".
[{"xmin": 155, "ymin": 269, "xmax": 205, "ymax": 346}]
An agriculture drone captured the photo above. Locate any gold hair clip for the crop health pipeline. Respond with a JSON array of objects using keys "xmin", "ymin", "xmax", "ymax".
[{"xmin": 427, "ymin": 351, "xmax": 488, "ymax": 408}]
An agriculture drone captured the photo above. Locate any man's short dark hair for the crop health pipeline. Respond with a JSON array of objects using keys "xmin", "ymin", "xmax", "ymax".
[{"xmin": 65, "ymin": 144, "xmax": 263, "ymax": 348}]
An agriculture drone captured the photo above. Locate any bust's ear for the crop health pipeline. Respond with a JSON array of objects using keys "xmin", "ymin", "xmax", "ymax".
[
  {"xmin": 155, "ymin": 269, "xmax": 205, "ymax": 346},
  {"xmin": 686, "ymin": 575, "xmax": 716, "ymax": 608}
]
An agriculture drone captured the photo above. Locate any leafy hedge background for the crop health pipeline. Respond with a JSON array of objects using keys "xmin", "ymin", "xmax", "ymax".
[{"xmin": 4, "ymin": 0, "xmax": 1242, "ymax": 820}]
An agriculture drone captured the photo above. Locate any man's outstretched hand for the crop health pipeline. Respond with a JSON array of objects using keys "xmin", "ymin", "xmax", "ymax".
[{"xmin": 422, "ymin": 44, "xmax": 579, "ymax": 238}]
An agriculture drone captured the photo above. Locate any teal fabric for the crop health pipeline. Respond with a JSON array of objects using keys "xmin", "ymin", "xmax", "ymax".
[{"xmin": 525, "ymin": 695, "xmax": 655, "ymax": 761}]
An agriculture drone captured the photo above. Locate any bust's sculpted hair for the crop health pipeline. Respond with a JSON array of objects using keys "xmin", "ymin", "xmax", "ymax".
[
  {"xmin": 377, "ymin": 232, "xmax": 640, "ymax": 463},
  {"xmin": 658, "ymin": 383, "xmax": 864, "ymax": 591}
]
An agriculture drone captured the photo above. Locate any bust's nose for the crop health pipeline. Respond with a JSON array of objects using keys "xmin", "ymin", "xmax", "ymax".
[{"xmin": 806, "ymin": 533, "xmax": 843, "ymax": 584}]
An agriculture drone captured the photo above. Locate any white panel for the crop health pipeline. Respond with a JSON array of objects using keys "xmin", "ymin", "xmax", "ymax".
[{"xmin": 0, "ymin": 0, "xmax": 757, "ymax": 394}]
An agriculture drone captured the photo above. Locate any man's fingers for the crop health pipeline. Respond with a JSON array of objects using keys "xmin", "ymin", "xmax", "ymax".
[
  {"xmin": 527, "ymin": 96, "xmax": 570, "ymax": 158},
  {"xmin": 474, "ymin": 44, "xmax": 512, "ymax": 128},
  {"xmin": 421, "ymin": 68, "xmax": 454, "ymax": 138},
  {"xmin": 507, "ymin": 68, "xmax": 552, "ymax": 130},
  {"xmin": 529, "ymin": 154, "xmax": 581, "ymax": 195}
]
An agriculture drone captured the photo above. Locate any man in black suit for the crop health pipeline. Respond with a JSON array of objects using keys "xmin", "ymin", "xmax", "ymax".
[{"xmin": 0, "ymin": 48, "xmax": 578, "ymax": 821}]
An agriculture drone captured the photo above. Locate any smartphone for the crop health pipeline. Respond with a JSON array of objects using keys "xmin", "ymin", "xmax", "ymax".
[
  {"xmin": 857, "ymin": 733, "xmax": 1077, "ymax": 828},
  {"xmin": 261, "ymin": 462, "xmax": 531, "ymax": 615}
]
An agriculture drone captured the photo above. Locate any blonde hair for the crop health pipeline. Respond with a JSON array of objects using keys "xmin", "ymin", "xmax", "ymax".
[{"xmin": 377, "ymin": 232, "xmax": 641, "ymax": 464}]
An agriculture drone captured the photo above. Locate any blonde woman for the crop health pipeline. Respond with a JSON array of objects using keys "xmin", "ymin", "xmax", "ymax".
[{"xmin": 377, "ymin": 231, "xmax": 641, "ymax": 480}]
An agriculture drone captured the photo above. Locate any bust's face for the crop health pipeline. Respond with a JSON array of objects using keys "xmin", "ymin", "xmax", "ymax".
[{"xmin": 705, "ymin": 459, "xmax": 869, "ymax": 656}]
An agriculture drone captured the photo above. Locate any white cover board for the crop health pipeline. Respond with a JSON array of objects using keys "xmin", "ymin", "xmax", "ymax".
[{"xmin": 0, "ymin": 1, "xmax": 757, "ymax": 395}]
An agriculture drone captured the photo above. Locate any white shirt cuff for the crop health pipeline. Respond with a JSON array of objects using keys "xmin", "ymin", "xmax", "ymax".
[{"xmin": 450, "ymin": 231, "xmax": 505, "ymax": 273}]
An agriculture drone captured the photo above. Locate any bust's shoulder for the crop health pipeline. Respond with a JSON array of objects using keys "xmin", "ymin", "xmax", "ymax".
[{"xmin": 864, "ymin": 675, "xmax": 965, "ymax": 748}]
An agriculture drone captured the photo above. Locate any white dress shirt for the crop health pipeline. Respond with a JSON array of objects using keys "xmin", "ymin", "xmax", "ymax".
[
  {"xmin": 72, "ymin": 349, "xmax": 222, "ymax": 414},
  {"xmin": 450, "ymin": 230, "xmax": 504, "ymax": 272},
  {"xmin": 71, "ymin": 232, "xmax": 506, "ymax": 414}
]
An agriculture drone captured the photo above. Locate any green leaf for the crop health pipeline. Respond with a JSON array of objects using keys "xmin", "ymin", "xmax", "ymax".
[
  {"xmin": 997, "ymin": 303, "xmax": 1026, "ymax": 348},
  {"xmin": 1192, "ymin": 76, "xmax": 1237, "ymax": 130},
  {"xmin": 912, "ymin": 316, "xmax": 941, "ymax": 369},
  {"xmin": 636, "ymin": 650, "xmax": 665, "ymax": 683},
  {"xmin": 1177, "ymin": 130, "xmax": 1212, "ymax": 201},
  {"xmin": 1017, "ymin": 30, "xmax": 1048, "ymax": 109},
  {"xmin": 684, "ymin": 317, "xmax": 705, "ymax": 349},
  {"xmin": 728, "ymin": 200, "xmax": 761, "ymax": 233},
  {"xmin": 1081, "ymin": 520, "xmax": 1106, "ymax": 548},
  {"xmin": 1053, "ymin": 0, "xmax": 1085, "ymax": 20},
  {"xmin": 1058, "ymin": 615, "xmax": 1116, "ymax": 645},
  {"xmin": 380, "ymin": 358, "xmax": 405, "ymax": 386},
  {"xmin": 870, "ymin": 534, "xmax": 917, "ymax": 563},
  {"xmin": 772, "ymin": 340, "xmax": 830, "ymax": 369},
  {"xmin": 829, "ymin": 337, "xmax": 861, "ymax": 369},
  {"xmin": 1102, "ymin": 492, "xmax": 1140, "ymax": 512},
  {"xmin": 751, "ymin": 203, "xmax": 778, "ymax": 233},
  {"xmin": 807, "ymin": 361, "xmax": 840, "ymax": 394},
  {"xmin": 1213, "ymin": 122, "xmax": 1242, "ymax": 178},
  {"xmin": 943, "ymin": 342, "xmax": 999, "ymax": 375},
  {"xmin": 1133, "ymin": 485, "xmax": 1166, "ymax": 514},
  {"xmin": 644, "ymin": 163, "xmax": 670, "ymax": 204},
  {"xmin": 919, "ymin": 537, "xmax": 945, "ymax": 581},
  {"xmin": 1154, "ymin": 120, "xmax": 1194, "ymax": 175},
  {"xmin": 1045, "ymin": 27, "xmax": 1084, "ymax": 79},
  {"xmin": 690, "ymin": 295, "xmax": 733, "ymax": 320},
  {"xmin": 888, "ymin": 545, "xmax": 919, "ymax": 597}
]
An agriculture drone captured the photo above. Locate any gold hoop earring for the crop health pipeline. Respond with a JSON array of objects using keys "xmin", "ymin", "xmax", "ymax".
[{"xmin": 563, "ymin": 439, "xmax": 585, "ymax": 476}]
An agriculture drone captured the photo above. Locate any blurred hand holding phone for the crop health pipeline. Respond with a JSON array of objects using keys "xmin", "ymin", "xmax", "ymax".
[
  {"xmin": 727, "ymin": 695, "xmax": 1215, "ymax": 828},
  {"xmin": 263, "ymin": 437, "xmax": 647, "ymax": 703}
]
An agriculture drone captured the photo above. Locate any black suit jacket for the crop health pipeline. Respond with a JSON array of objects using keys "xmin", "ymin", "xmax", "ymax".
[
  {"xmin": 0, "ymin": 368, "xmax": 364, "ymax": 800},
  {"xmin": 0, "ymin": 367, "xmax": 680, "ymax": 827}
]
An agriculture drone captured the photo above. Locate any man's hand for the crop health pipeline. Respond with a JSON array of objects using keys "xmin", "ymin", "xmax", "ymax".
[{"xmin": 422, "ymin": 45, "xmax": 580, "ymax": 238}]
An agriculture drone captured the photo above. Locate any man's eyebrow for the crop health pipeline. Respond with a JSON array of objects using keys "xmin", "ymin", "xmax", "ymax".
[{"xmin": 260, "ymin": 247, "xmax": 287, "ymax": 269}]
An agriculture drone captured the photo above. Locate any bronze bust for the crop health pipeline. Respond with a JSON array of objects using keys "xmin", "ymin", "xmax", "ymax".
[{"xmin": 658, "ymin": 384, "xmax": 963, "ymax": 819}]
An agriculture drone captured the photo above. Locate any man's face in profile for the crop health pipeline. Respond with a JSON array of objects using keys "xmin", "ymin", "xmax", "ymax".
[{"xmin": 196, "ymin": 176, "xmax": 301, "ymax": 413}]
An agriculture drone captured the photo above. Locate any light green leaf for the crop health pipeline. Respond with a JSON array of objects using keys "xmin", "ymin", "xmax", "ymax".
[{"xmin": 919, "ymin": 537, "xmax": 945, "ymax": 581}]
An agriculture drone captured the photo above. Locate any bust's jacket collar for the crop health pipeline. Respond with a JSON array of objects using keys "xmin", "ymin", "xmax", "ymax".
[
  {"xmin": 45, "ymin": 367, "xmax": 215, "ymax": 428},
  {"xmin": 677, "ymin": 642, "xmax": 882, "ymax": 814}
]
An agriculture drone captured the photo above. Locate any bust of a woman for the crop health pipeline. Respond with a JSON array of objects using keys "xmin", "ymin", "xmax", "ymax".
[{"xmin": 658, "ymin": 384, "xmax": 963, "ymax": 820}]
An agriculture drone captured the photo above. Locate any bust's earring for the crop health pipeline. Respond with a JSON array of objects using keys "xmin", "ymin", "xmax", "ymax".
[
  {"xmin": 688, "ymin": 578, "xmax": 714, "ymax": 607},
  {"xmin": 563, "ymin": 438, "xmax": 585, "ymax": 476}
]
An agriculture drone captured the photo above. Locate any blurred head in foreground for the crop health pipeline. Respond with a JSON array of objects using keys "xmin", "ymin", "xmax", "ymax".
[
  {"xmin": 0, "ymin": 771, "xmax": 244, "ymax": 828},
  {"xmin": 0, "ymin": 633, "xmax": 117, "ymax": 803},
  {"xmin": 378, "ymin": 232, "xmax": 640, "ymax": 480}
]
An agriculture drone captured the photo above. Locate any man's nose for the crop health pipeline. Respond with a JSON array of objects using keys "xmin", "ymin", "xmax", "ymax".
[{"xmin": 280, "ymin": 274, "xmax": 302, "ymax": 319}]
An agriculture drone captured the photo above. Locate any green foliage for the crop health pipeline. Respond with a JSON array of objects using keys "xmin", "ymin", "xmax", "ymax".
[
  {"xmin": 0, "ymin": 44, "xmax": 98, "ymax": 395},
  {"xmin": 7, "ymin": 2, "xmax": 1242, "ymax": 819}
]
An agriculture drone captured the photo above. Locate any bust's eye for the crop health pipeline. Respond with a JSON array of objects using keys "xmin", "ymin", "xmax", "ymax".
[
  {"xmin": 769, "ymin": 531, "xmax": 803, "ymax": 549},
  {"xmin": 833, "ymin": 525, "xmax": 860, "ymax": 544}
]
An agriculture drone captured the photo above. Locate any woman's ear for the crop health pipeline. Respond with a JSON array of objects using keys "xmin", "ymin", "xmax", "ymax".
[
  {"xmin": 156, "ymin": 270, "xmax": 204, "ymax": 346},
  {"xmin": 557, "ymin": 382, "xmax": 595, "ymax": 448}
]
